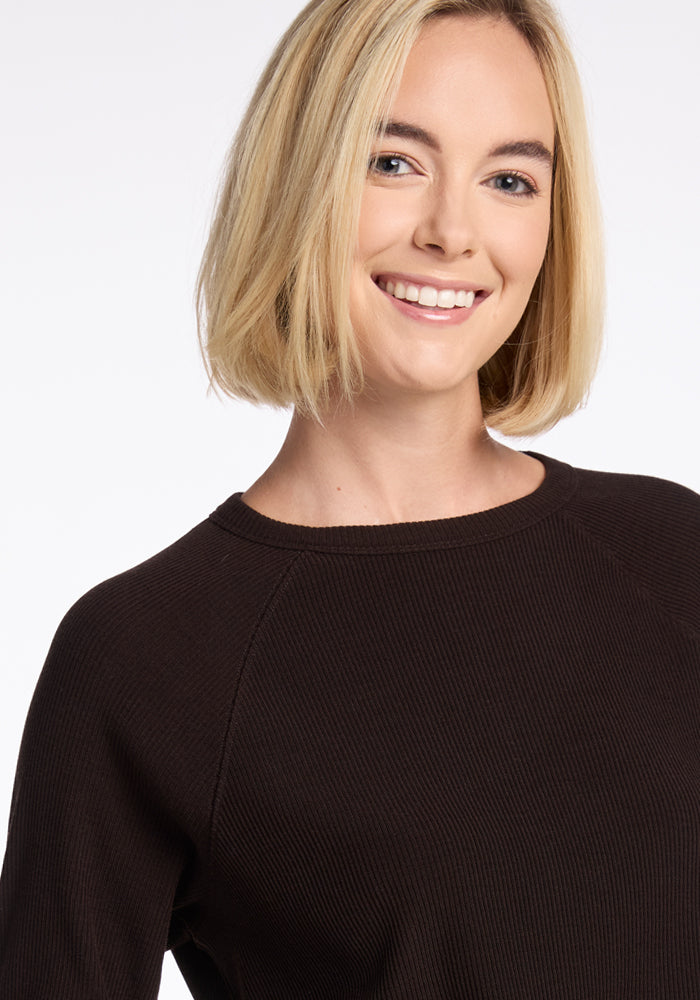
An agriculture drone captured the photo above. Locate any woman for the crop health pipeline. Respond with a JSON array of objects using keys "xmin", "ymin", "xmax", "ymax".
[{"xmin": 1, "ymin": 0, "xmax": 698, "ymax": 996}]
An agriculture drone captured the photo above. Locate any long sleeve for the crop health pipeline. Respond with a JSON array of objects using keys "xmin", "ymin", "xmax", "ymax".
[
  {"xmin": 0, "ymin": 594, "xmax": 190, "ymax": 998},
  {"xmin": 0, "ymin": 516, "xmax": 300, "ymax": 999}
]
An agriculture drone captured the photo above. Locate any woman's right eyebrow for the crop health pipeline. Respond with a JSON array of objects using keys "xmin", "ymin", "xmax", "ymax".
[{"xmin": 378, "ymin": 120, "xmax": 441, "ymax": 150}]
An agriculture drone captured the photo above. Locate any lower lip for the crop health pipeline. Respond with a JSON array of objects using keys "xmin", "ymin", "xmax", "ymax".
[{"xmin": 376, "ymin": 285, "xmax": 484, "ymax": 326}]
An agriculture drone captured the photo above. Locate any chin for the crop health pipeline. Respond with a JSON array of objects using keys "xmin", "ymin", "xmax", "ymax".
[
  {"xmin": 360, "ymin": 337, "xmax": 494, "ymax": 397},
  {"xmin": 362, "ymin": 361, "xmax": 482, "ymax": 400}
]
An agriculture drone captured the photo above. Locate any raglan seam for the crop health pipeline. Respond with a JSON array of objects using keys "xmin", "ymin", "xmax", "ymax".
[
  {"xmin": 561, "ymin": 507, "xmax": 700, "ymax": 646},
  {"xmin": 205, "ymin": 549, "xmax": 307, "ymax": 861}
]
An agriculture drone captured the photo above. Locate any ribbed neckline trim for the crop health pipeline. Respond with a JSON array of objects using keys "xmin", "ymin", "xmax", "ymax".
[{"xmin": 209, "ymin": 452, "xmax": 577, "ymax": 554}]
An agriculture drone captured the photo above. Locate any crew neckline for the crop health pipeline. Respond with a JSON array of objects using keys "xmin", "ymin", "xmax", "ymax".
[{"xmin": 209, "ymin": 452, "xmax": 577, "ymax": 554}]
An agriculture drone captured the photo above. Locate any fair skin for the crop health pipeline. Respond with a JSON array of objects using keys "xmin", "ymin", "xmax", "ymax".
[{"xmin": 244, "ymin": 15, "xmax": 555, "ymax": 526}]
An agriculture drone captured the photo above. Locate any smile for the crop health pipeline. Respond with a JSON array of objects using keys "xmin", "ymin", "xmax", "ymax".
[{"xmin": 374, "ymin": 274, "xmax": 485, "ymax": 311}]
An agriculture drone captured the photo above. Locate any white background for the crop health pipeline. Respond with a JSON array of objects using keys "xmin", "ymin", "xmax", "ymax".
[{"xmin": 1, "ymin": 0, "xmax": 698, "ymax": 995}]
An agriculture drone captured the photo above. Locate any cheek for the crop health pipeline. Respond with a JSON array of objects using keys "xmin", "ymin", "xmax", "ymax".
[
  {"xmin": 499, "ymin": 207, "xmax": 551, "ymax": 283},
  {"xmin": 356, "ymin": 187, "xmax": 415, "ymax": 262}
]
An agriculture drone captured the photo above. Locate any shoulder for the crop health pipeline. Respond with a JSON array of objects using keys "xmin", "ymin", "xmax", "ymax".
[
  {"xmin": 564, "ymin": 461, "xmax": 700, "ymax": 547},
  {"xmin": 53, "ymin": 497, "xmax": 302, "ymax": 670},
  {"xmin": 23, "ymin": 500, "xmax": 305, "ymax": 829},
  {"xmin": 550, "ymin": 456, "xmax": 700, "ymax": 636}
]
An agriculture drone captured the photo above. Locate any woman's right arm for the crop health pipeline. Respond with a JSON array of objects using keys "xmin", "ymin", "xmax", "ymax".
[{"xmin": 0, "ymin": 584, "xmax": 195, "ymax": 998}]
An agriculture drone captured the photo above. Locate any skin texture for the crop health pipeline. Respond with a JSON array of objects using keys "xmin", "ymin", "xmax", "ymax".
[{"xmin": 244, "ymin": 16, "xmax": 556, "ymax": 526}]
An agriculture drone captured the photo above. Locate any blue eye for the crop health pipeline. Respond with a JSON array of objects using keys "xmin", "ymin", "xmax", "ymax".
[
  {"xmin": 368, "ymin": 154, "xmax": 413, "ymax": 176},
  {"xmin": 490, "ymin": 172, "xmax": 537, "ymax": 197}
]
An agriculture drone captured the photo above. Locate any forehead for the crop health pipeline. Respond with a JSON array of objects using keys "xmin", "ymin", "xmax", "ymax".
[{"xmin": 389, "ymin": 16, "xmax": 554, "ymax": 148}]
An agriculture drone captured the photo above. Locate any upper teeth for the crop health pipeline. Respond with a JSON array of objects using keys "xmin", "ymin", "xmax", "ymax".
[{"xmin": 378, "ymin": 279, "xmax": 476, "ymax": 310}]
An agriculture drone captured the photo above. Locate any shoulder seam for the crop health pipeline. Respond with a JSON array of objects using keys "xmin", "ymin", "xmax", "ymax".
[
  {"xmin": 206, "ymin": 550, "xmax": 306, "ymax": 859},
  {"xmin": 560, "ymin": 508, "xmax": 700, "ymax": 646}
]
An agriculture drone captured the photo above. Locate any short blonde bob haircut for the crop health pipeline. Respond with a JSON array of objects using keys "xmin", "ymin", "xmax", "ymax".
[{"xmin": 197, "ymin": 0, "xmax": 604, "ymax": 436}]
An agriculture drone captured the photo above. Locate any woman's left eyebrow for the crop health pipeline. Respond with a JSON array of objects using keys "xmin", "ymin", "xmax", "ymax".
[{"xmin": 488, "ymin": 140, "xmax": 553, "ymax": 166}]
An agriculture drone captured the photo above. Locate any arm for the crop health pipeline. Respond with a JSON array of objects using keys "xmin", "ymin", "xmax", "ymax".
[{"xmin": 0, "ymin": 594, "xmax": 190, "ymax": 999}]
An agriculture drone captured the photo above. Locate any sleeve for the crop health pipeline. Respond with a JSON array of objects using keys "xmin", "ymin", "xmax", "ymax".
[{"xmin": 0, "ymin": 593, "xmax": 192, "ymax": 999}]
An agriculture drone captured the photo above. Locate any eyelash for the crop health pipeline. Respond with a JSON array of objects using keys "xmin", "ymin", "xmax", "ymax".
[
  {"xmin": 487, "ymin": 171, "xmax": 539, "ymax": 198},
  {"xmin": 367, "ymin": 155, "xmax": 540, "ymax": 199},
  {"xmin": 368, "ymin": 153, "xmax": 416, "ymax": 177}
]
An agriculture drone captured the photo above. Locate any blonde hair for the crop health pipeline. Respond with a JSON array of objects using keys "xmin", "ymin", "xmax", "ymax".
[{"xmin": 197, "ymin": 0, "xmax": 604, "ymax": 435}]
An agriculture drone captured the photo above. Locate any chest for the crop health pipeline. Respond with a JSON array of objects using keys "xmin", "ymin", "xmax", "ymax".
[{"xmin": 207, "ymin": 550, "xmax": 700, "ymax": 993}]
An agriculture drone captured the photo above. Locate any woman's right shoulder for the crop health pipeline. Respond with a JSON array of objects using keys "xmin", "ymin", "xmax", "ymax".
[
  {"xmin": 55, "ymin": 502, "xmax": 303, "ymax": 668},
  {"xmin": 13, "ymin": 504, "xmax": 307, "ymax": 850},
  {"xmin": 33, "ymin": 504, "xmax": 306, "ymax": 751}
]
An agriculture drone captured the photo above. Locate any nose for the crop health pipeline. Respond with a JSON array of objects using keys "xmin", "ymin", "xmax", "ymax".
[{"xmin": 413, "ymin": 180, "xmax": 480, "ymax": 259}]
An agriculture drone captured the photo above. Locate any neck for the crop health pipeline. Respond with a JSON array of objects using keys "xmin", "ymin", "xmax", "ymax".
[{"xmin": 243, "ymin": 382, "xmax": 544, "ymax": 526}]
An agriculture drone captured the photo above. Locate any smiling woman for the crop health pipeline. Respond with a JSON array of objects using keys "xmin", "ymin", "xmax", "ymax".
[{"xmin": 1, "ymin": 0, "xmax": 699, "ymax": 998}]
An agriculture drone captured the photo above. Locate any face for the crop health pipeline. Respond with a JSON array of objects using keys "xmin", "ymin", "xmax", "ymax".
[{"xmin": 349, "ymin": 15, "xmax": 555, "ymax": 400}]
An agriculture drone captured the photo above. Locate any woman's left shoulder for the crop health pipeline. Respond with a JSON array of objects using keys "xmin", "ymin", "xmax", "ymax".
[
  {"xmin": 537, "ymin": 452, "xmax": 699, "ymax": 541},
  {"xmin": 551, "ymin": 456, "xmax": 700, "ymax": 635},
  {"xmin": 566, "ymin": 460, "xmax": 700, "ymax": 540}
]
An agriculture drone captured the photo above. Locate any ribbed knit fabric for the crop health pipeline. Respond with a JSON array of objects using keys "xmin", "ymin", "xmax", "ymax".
[{"xmin": 1, "ymin": 453, "xmax": 699, "ymax": 999}]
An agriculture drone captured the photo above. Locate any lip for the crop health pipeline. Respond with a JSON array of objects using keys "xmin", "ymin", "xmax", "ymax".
[{"xmin": 372, "ymin": 272, "xmax": 490, "ymax": 326}]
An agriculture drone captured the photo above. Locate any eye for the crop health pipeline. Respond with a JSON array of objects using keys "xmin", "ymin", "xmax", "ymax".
[
  {"xmin": 488, "ymin": 171, "xmax": 538, "ymax": 198},
  {"xmin": 368, "ymin": 154, "xmax": 414, "ymax": 177}
]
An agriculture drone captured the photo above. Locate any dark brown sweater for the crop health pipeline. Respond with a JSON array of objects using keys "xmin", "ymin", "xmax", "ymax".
[{"xmin": 1, "ymin": 453, "xmax": 699, "ymax": 999}]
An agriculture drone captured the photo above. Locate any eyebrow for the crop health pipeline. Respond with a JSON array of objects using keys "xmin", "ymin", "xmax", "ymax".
[
  {"xmin": 488, "ymin": 140, "xmax": 553, "ymax": 167},
  {"xmin": 380, "ymin": 121, "xmax": 440, "ymax": 150},
  {"xmin": 378, "ymin": 122, "xmax": 554, "ymax": 167}
]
